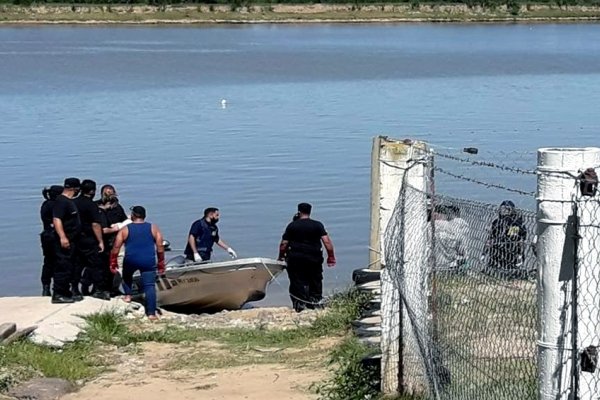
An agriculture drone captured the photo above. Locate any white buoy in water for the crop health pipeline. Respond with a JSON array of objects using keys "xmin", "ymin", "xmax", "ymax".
[{"xmin": 221, "ymin": 99, "xmax": 227, "ymax": 109}]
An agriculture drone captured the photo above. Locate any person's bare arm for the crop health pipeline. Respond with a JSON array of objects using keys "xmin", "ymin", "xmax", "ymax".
[
  {"xmin": 188, "ymin": 234, "xmax": 198, "ymax": 254},
  {"xmin": 153, "ymin": 224, "xmax": 165, "ymax": 274},
  {"xmin": 53, "ymin": 218, "xmax": 69, "ymax": 249},
  {"xmin": 92, "ymin": 222, "xmax": 104, "ymax": 252},
  {"xmin": 217, "ymin": 239, "xmax": 230, "ymax": 251},
  {"xmin": 321, "ymin": 235, "xmax": 336, "ymax": 267},
  {"xmin": 217, "ymin": 239, "xmax": 237, "ymax": 258},
  {"xmin": 109, "ymin": 227, "xmax": 127, "ymax": 273},
  {"xmin": 111, "ymin": 228, "xmax": 126, "ymax": 256},
  {"xmin": 152, "ymin": 224, "xmax": 164, "ymax": 253}
]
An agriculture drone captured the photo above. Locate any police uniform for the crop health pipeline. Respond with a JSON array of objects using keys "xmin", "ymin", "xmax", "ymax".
[
  {"xmin": 39, "ymin": 186, "xmax": 63, "ymax": 294},
  {"xmin": 282, "ymin": 218, "xmax": 328, "ymax": 312},
  {"xmin": 487, "ymin": 202, "xmax": 527, "ymax": 276},
  {"xmin": 75, "ymin": 195, "xmax": 104, "ymax": 295},
  {"xmin": 185, "ymin": 219, "xmax": 219, "ymax": 261},
  {"xmin": 52, "ymin": 194, "xmax": 81, "ymax": 298}
]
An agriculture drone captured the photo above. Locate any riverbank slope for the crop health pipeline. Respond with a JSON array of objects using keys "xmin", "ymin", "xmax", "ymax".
[{"xmin": 1, "ymin": 3, "xmax": 600, "ymax": 24}]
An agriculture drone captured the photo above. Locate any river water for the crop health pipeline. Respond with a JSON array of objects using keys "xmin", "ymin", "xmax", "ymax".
[{"xmin": 1, "ymin": 23, "xmax": 599, "ymax": 305}]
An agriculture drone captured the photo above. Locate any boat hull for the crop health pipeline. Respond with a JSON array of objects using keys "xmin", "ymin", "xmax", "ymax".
[{"xmin": 131, "ymin": 257, "xmax": 285, "ymax": 313}]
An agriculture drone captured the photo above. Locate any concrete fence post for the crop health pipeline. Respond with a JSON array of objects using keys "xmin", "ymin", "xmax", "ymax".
[
  {"xmin": 376, "ymin": 137, "xmax": 429, "ymax": 395},
  {"xmin": 537, "ymin": 147, "xmax": 600, "ymax": 400}
]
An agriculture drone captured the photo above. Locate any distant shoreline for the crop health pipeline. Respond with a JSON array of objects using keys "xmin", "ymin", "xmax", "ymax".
[{"xmin": 1, "ymin": 3, "xmax": 600, "ymax": 24}]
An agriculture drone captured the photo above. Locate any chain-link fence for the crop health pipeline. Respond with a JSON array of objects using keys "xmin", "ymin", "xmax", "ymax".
[
  {"xmin": 375, "ymin": 140, "xmax": 600, "ymax": 399},
  {"xmin": 575, "ymin": 195, "xmax": 600, "ymax": 398},
  {"xmin": 384, "ymin": 183, "xmax": 538, "ymax": 399}
]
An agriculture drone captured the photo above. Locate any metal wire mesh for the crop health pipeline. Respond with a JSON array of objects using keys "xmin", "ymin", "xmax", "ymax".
[
  {"xmin": 383, "ymin": 183, "xmax": 538, "ymax": 399},
  {"xmin": 575, "ymin": 195, "xmax": 600, "ymax": 397}
]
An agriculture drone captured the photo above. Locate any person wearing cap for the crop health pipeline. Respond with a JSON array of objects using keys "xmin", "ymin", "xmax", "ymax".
[
  {"xmin": 97, "ymin": 184, "xmax": 129, "ymax": 296},
  {"xmin": 184, "ymin": 207, "xmax": 237, "ymax": 262},
  {"xmin": 110, "ymin": 206, "xmax": 165, "ymax": 320},
  {"xmin": 278, "ymin": 203, "xmax": 336, "ymax": 312},
  {"xmin": 51, "ymin": 178, "xmax": 82, "ymax": 303},
  {"xmin": 39, "ymin": 185, "xmax": 64, "ymax": 297},
  {"xmin": 74, "ymin": 179, "xmax": 106, "ymax": 299},
  {"xmin": 482, "ymin": 200, "xmax": 528, "ymax": 278}
]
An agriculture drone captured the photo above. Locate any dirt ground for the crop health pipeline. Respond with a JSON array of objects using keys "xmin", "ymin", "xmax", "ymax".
[
  {"xmin": 62, "ymin": 310, "xmax": 337, "ymax": 400},
  {"xmin": 63, "ymin": 363, "xmax": 322, "ymax": 400}
]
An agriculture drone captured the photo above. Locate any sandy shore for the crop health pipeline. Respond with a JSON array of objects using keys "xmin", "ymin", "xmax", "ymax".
[
  {"xmin": 1, "ymin": 3, "xmax": 600, "ymax": 24},
  {"xmin": 61, "ymin": 342, "xmax": 325, "ymax": 400}
]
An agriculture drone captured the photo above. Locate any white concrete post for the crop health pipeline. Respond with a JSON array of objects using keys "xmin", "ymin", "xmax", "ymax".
[
  {"xmin": 400, "ymin": 143, "xmax": 430, "ymax": 396},
  {"xmin": 377, "ymin": 137, "xmax": 429, "ymax": 395},
  {"xmin": 537, "ymin": 147, "xmax": 600, "ymax": 400},
  {"xmin": 574, "ymin": 149, "xmax": 600, "ymax": 399}
]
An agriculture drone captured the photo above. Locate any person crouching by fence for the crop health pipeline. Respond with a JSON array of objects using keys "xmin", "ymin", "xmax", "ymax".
[
  {"xmin": 278, "ymin": 203, "xmax": 336, "ymax": 312},
  {"xmin": 482, "ymin": 200, "xmax": 527, "ymax": 279},
  {"xmin": 433, "ymin": 205, "xmax": 468, "ymax": 273},
  {"xmin": 110, "ymin": 206, "xmax": 165, "ymax": 320}
]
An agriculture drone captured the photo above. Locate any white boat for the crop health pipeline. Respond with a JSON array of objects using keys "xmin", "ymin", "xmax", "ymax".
[{"xmin": 131, "ymin": 255, "xmax": 285, "ymax": 313}]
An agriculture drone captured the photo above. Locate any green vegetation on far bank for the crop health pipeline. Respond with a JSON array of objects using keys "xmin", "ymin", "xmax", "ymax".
[
  {"xmin": 2, "ymin": 0, "xmax": 600, "ymax": 7},
  {"xmin": 1, "ymin": 1, "xmax": 600, "ymax": 22}
]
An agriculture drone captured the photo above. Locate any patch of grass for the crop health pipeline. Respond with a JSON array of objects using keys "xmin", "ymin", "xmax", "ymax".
[
  {"xmin": 0, "ymin": 340, "xmax": 102, "ymax": 390},
  {"xmin": 83, "ymin": 288, "xmax": 370, "ymax": 351},
  {"xmin": 84, "ymin": 311, "xmax": 129, "ymax": 344},
  {"xmin": 313, "ymin": 336, "xmax": 380, "ymax": 400}
]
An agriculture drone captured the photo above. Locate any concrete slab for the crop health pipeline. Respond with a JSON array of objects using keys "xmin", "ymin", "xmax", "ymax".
[{"xmin": 0, "ymin": 297, "xmax": 138, "ymax": 347}]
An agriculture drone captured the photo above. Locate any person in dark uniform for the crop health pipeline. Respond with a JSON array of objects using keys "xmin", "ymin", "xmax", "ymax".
[
  {"xmin": 483, "ymin": 200, "xmax": 528, "ymax": 278},
  {"xmin": 39, "ymin": 185, "xmax": 64, "ymax": 297},
  {"xmin": 184, "ymin": 207, "xmax": 237, "ymax": 262},
  {"xmin": 97, "ymin": 184, "xmax": 129, "ymax": 296},
  {"xmin": 74, "ymin": 179, "xmax": 106, "ymax": 299},
  {"xmin": 110, "ymin": 206, "xmax": 165, "ymax": 320},
  {"xmin": 278, "ymin": 203, "xmax": 336, "ymax": 312},
  {"xmin": 52, "ymin": 178, "xmax": 82, "ymax": 303}
]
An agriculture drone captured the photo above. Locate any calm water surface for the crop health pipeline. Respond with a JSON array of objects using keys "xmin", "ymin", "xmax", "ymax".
[{"xmin": 1, "ymin": 23, "xmax": 599, "ymax": 305}]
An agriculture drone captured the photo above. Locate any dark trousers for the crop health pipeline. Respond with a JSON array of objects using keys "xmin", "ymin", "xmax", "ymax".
[
  {"xmin": 77, "ymin": 236, "xmax": 104, "ymax": 294},
  {"xmin": 53, "ymin": 239, "xmax": 77, "ymax": 297},
  {"xmin": 99, "ymin": 250, "xmax": 119, "ymax": 294},
  {"xmin": 122, "ymin": 263, "xmax": 157, "ymax": 316},
  {"xmin": 40, "ymin": 231, "xmax": 56, "ymax": 286},
  {"xmin": 286, "ymin": 257, "xmax": 323, "ymax": 312}
]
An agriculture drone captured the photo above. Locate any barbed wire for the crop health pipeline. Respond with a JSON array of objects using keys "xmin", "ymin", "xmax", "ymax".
[
  {"xmin": 434, "ymin": 167, "xmax": 536, "ymax": 197},
  {"xmin": 434, "ymin": 151, "xmax": 537, "ymax": 175}
]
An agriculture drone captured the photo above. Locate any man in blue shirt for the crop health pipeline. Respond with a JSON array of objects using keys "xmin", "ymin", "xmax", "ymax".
[{"xmin": 184, "ymin": 207, "xmax": 237, "ymax": 262}]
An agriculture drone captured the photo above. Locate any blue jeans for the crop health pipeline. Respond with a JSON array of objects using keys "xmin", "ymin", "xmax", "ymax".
[{"xmin": 122, "ymin": 263, "xmax": 157, "ymax": 316}]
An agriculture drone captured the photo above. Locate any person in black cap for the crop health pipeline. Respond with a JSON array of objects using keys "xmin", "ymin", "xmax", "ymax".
[
  {"xmin": 482, "ymin": 200, "xmax": 528, "ymax": 277},
  {"xmin": 278, "ymin": 203, "xmax": 336, "ymax": 312},
  {"xmin": 39, "ymin": 185, "xmax": 64, "ymax": 296},
  {"xmin": 110, "ymin": 206, "xmax": 165, "ymax": 320},
  {"xmin": 74, "ymin": 179, "xmax": 106, "ymax": 299},
  {"xmin": 184, "ymin": 207, "xmax": 237, "ymax": 262},
  {"xmin": 51, "ymin": 178, "xmax": 82, "ymax": 303}
]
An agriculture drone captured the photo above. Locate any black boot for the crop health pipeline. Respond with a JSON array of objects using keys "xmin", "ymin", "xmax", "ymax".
[
  {"xmin": 52, "ymin": 294, "xmax": 75, "ymax": 304},
  {"xmin": 71, "ymin": 286, "xmax": 84, "ymax": 302},
  {"xmin": 91, "ymin": 290, "xmax": 110, "ymax": 301},
  {"xmin": 42, "ymin": 285, "xmax": 52, "ymax": 297}
]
